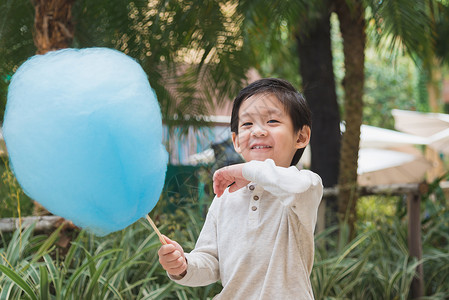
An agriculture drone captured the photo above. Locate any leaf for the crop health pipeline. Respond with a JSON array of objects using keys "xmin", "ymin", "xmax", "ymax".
[
  {"xmin": 98, "ymin": 276, "xmax": 124, "ymax": 300},
  {"xmin": 0, "ymin": 265, "xmax": 37, "ymax": 300},
  {"xmin": 43, "ymin": 254, "xmax": 61, "ymax": 298},
  {"xmin": 64, "ymin": 231, "xmax": 85, "ymax": 270},
  {"xmin": 6, "ymin": 223, "xmax": 35, "ymax": 267},
  {"xmin": 39, "ymin": 265, "xmax": 49, "ymax": 300},
  {"xmin": 27, "ymin": 225, "xmax": 63, "ymax": 267},
  {"xmin": 63, "ymin": 249, "xmax": 121, "ymax": 300},
  {"xmin": 0, "ymin": 280, "xmax": 14, "ymax": 300},
  {"xmin": 84, "ymin": 259, "xmax": 111, "ymax": 299}
]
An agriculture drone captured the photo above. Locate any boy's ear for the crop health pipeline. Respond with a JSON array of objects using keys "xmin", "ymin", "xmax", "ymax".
[
  {"xmin": 295, "ymin": 125, "xmax": 311, "ymax": 149},
  {"xmin": 231, "ymin": 132, "xmax": 242, "ymax": 154}
]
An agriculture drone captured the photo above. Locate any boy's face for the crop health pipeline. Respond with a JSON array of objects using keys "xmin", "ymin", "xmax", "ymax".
[{"xmin": 232, "ymin": 93, "xmax": 310, "ymax": 168}]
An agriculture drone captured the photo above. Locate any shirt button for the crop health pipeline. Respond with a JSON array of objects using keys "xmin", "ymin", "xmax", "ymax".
[
  {"xmin": 251, "ymin": 206, "xmax": 257, "ymax": 211},
  {"xmin": 253, "ymin": 195, "xmax": 259, "ymax": 201},
  {"xmin": 249, "ymin": 185, "xmax": 255, "ymax": 191}
]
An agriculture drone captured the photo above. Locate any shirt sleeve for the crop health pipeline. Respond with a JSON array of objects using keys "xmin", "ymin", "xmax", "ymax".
[
  {"xmin": 242, "ymin": 159, "xmax": 322, "ymax": 196},
  {"xmin": 170, "ymin": 199, "xmax": 220, "ymax": 287},
  {"xmin": 242, "ymin": 159, "xmax": 323, "ymax": 231}
]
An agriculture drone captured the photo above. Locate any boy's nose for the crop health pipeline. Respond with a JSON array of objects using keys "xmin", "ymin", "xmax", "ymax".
[{"xmin": 251, "ymin": 124, "xmax": 267, "ymax": 137}]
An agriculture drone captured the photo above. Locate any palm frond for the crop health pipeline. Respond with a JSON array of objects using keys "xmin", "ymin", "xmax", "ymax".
[
  {"xmin": 367, "ymin": 0, "xmax": 434, "ymax": 67},
  {"xmin": 433, "ymin": 1, "xmax": 449, "ymax": 65},
  {"xmin": 1, "ymin": 0, "xmax": 254, "ymax": 127}
]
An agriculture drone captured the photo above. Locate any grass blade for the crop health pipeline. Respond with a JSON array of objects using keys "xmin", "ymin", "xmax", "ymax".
[
  {"xmin": 6, "ymin": 224, "xmax": 35, "ymax": 267},
  {"xmin": 98, "ymin": 276, "xmax": 124, "ymax": 300},
  {"xmin": 0, "ymin": 280, "xmax": 14, "ymax": 300},
  {"xmin": 63, "ymin": 249, "xmax": 121, "ymax": 300},
  {"xmin": 85, "ymin": 259, "xmax": 111, "ymax": 299},
  {"xmin": 0, "ymin": 265, "xmax": 37, "ymax": 300},
  {"xmin": 64, "ymin": 231, "xmax": 85, "ymax": 270},
  {"xmin": 39, "ymin": 265, "xmax": 49, "ymax": 300},
  {"xmin": 28, "ymin": 225, "xmax": 63, "ymax": 266}
]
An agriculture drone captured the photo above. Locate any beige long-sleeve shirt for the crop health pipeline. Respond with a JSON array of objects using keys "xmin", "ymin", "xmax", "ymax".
[{"xmin": 171, "ymin": 159, "xmax": 323, "ymax": 299}]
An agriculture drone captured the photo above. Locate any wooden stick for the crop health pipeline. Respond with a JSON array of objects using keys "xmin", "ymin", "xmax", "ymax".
[{"xmin": 145, "ymin": 215, "xmax": 167, "ymax": 245}]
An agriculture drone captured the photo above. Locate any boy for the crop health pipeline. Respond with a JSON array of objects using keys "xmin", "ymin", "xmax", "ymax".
[{"xmin": 158, "ymin": 78, "xmax": 323, "ymax": 299}]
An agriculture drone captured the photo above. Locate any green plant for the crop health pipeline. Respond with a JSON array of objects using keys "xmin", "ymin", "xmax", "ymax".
[
  {"xmin": 0, "ymin": 158, "xmax": 33, "ymax": 219},
  {"xmin": 363, "ymin": 49, "xmax": 420, "ymax": 129},
  {"xmin": 0, "ymin": 170, "xmax": 221, "ymax": 299},
  {"xmin": 312, "ymin": 226, "xmax": 372, "ymax": 299},
  {"xmin": 3, "ymin": 165, "xmax": 449, "ymax": 299},
  {"xmin": 420, "ymin": 176, "xmax": 449, "ymax": 297},
  {"xmin": 0, "ymin": 221, "xmax": 182, "ymax": 299},
  {"xmin": 312, "ymin": 217, "xmax": 430, "ymax": 299}
]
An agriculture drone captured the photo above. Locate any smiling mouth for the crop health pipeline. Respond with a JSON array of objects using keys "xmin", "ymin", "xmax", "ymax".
[{"xmin": 251, "ymin": 145, "xmax": 272, "ymax": 149}]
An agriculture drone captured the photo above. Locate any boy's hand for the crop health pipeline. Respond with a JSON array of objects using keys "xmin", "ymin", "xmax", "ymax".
[
  {"xmin": 213, "ymin": 163, "xmax": 250, "ymax": 197},
  {"xmin": 158, "ymin": 235, "xmax": 187, "ymax": 278}
]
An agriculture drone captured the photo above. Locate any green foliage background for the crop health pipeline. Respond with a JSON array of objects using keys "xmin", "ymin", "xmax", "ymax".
[
  {"xmin": 1, "ymin": 0, "xmax": 449, "ymax": 298},
  {"xmin": 0, "ymin": 159, "xmax": 33, "ymax": 219},
  {"xmin": 1, "ymin": 172, "xmax": 449, "ymax": 298}
]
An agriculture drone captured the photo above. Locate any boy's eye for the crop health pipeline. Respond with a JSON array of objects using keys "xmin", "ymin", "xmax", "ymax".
[
  {"xmin": 241, "ymin": 122, "xmax": 252, "ymax": 127},
  {"xmin": 267, "ymin": 120, "xmax": 280, "ymax": 124}
]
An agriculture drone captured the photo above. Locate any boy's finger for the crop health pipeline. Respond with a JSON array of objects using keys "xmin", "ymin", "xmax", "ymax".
[
  {"xmin": 162, "ymin": 235, "xmax": 181, "ymax": 249},
  {"xmin": 163, "ymin": 250, "xmax": 183, "ymax": 263},
  {"xmin": 161, "ymin": 235, "xmax": 171, "ymax": 244},
  {"xmin": 167, "ymin": 259, "xmax": 187, "ymax": 273},
  {"xmin": 228, "ymin": 183, "xmax": 240, "ymax": 193},
  {"xmin": 228, "ymin": 180, "xmax": 248, "ymax": 193},
  {"xmin": 214, "ymin": 182, "xmax": 227, "ymax": 197},
  {"xmin": 158, "ymin": 244, "xmax": 176, "ymax": 255},
  {"xmin": 213, "ymin": 180, "xmax": 223, "ymax": 196}
]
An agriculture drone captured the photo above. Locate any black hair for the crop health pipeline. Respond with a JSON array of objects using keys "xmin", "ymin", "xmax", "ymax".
[{"xmin": 230, "ymin": 78, "xmax": 311, "ymax": 166}]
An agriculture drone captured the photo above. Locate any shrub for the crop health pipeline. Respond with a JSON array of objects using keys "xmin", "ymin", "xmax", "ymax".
[{"xmin": 0, "ymin": 158, "xmax": 33, "ymax": 219}]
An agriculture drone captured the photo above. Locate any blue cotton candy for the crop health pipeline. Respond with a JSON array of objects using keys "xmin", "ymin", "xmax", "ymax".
[{"xmin": 3, "ymin": 48, "xmax": 168, "ymax": 236}]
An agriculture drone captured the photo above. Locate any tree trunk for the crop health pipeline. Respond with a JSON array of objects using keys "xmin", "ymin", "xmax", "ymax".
[
  {"xmin": 296, "ymin": 0, "xmax": 341, "ymax": 227},
  {"xmin": 33, "ymin": 0, "xmax": 75, "ymax": 55},
  {"xmin": 334, "ymin": 0, "xmax": 366, "ymax": 237},
  {"xmin": 426, "ymin": 59, "xmax": 442, "ymax": 112}
]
